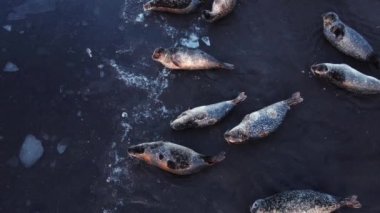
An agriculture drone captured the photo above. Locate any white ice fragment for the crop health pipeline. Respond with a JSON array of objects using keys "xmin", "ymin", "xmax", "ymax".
[
  {"xmin": 19, "ymin": 135, "xmax": 44, "ymax": 168},
  {"xmin": 3, "ymin": 25, "xmax": 12, "ymax": 32},
  {"xmin": 57, "ymin": 142, "xmax": 68, "ymax": 154},
  {"xmin": 135, "ymin": 13, "xmax": 144, "ymax": 23},
  {"xmin": 100, "ymin": 71, "xmax": 105, "ymax": 78},
  {"xmin": 86, "ymin": 48, "xmax": 93, "ymax": 58},
  {"xmin": 121, "ymin": 112, "xmax": 128, "ymax": 118},
  {"xmin": 97, "ymin": 64, "xmax": 104, "ymax": 69},
  {"xmin": 180, "ymin": 33, "xmax": 199, "ymax": 48},
  {"xmin": 201, "ymin": 36, "xmax": 211, "ymax": 46},
  {"xmin": 3, "ymin": 62, "xmax": 19, "ymax": 72}
]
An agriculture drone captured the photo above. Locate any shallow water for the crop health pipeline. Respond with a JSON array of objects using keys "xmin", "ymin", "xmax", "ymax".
[{"xmin": 1, "ymin": 0, "xmax": 380, "ymax": 212}]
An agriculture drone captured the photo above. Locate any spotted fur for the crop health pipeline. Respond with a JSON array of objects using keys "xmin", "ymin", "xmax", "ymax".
[
  {"xmin": 250, "ymin": 190, "xmax": 361, "ymax": 213},
  {"xmin": 202, "ymin": 0, "xmax": 237, "ymax": 23},
  {"xmin": 311, "ymin": 63, "xmax": 380, "ymax": 94},
  {"xmin": 170, "ymin": 92, "xmax": 247, "ymax": 130},
  {"xmin": 152, "ymin": 47, "xmax": 234, "ymax": 70},
  {"xmin": 143, "ymin": 0, "xmax": 202, "ymax": 14},
  {"xmin": 128, "ymin": 141, "xmax": 225, "ymax": 175},
  {"xmin": 224, "ymin": 92, "xmax": 303, "ymax": 144},
  {"xmin": 322, "ymin": 12, "xmax": 376, "ymax": 62}
]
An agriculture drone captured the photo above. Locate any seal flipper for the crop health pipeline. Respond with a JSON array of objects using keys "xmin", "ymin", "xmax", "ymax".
[
  {"xmin": 331, "ymin": 23, "xmax": 345, "ymax": 40},
  {"xmin": 285, "ymin": 92, "xmax": 304, "ymax": 107},
  {"xmin": 201, "ymin": 152, "xmax": 226, "ymax": 165},
  {"xmin": 232, "ymin": 92, "xmax": 247, "ymax": 104},
  {"xmin": 220, "ymin": 63, "xmax": 235, "ymax": 70},
  {"xmin": 368, "ymin": 53, "xmax": 380, "ymax": 69},
  {"xmin": 340, "ymin": 195, "xmax": 362, "ymax": 209}
]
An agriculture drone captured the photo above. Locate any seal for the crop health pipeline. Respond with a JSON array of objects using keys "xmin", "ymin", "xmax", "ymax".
[
  {"xmin": 250, "ymin": 189, "xmax": 361, "ymax": 213},
  {"xmin": 322, "ymin": 12, "xmax": 380, "ymax": 68},
  {"xmin": 128, "ymin": 141, "xmax": 226, "ymax": 175},
  {"xmin": 152, "ymin": 47, "xmax": 234, "ymax": 70},
  {"xmin": 170, "ymin": 92, "xmax": 247, "ymax": 130},
  {"xmin": 143, "ymin": 0, "xmax": 202, "ymax": 14},
  {"xmin": 311, "ymin": 63, "xmax": 380, "ymax": 94},
  {"xmin": 224, "ymin": 92, "xmax": 303, "ymax": 144},
  {"xmin": 202, "ymin": 0, "xmax": 237, "ymax": 23}
]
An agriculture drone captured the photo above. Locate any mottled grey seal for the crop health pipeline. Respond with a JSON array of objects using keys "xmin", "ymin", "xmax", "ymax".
[
  {"xmin": 322, "ymin": 12, "xmax": 380, "ymax": 68},
  {"xmin": 170, "ymin": 92, "xmax": 247, "ymax": 130},
  {"xmin": 202, "ymin": 0, "xmax": 237, "ymax": 23},
  {"xmin": 311, "ymin": 63, "xmax": 380, "ymax": 94},
  {"xmin": 143, "ymin": 0, "xmax": 202, "ymax": 14},
  {"xmin": 224, "ymin": 92, "xmax": 303, "ymax": 144},
  {"xmin": 128, "ymin": 141, "xmax": 225, "ymax": 175},
  {"xmin": 250, "ymin": 190, "xmax": 361, "ymax": 213},
  {"xmin": 152, "ymin": 47, "xmax": 234, "ymax": 70}
]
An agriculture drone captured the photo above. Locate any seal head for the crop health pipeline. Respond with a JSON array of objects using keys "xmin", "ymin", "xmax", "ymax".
[
  {"xmin": 322, "ymin": 12, "xmax": 339, "ymax": 27},
  {"xmin": 250, "ymin": 199, "xmax": 265, "ymax": 213},
  {"xmin": 224, "ymin": 127, "xmax": 249, "ymax": 144},
  {"xmin": 311, "ymin": 63, "xmax": 345, "ymax": 82}
]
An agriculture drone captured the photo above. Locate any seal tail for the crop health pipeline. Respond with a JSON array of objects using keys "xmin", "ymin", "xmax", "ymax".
[
  {"xmin": 340, "ymin": 195, "xmax": 362, "ymax": 209},
  {"xmin": 285, "ymin": 92, "xmax": 304, "ymax": 107},
  {"xmin": 202, "ymin": 10, "xmax": 216, "ymax": 23},
  {"xmin": 202, "ymin": 151, "xmax": 226, "ymax": 165},
  {"xmin": 368, "ymin": 53, "xmax": 380, "ymax": 69},
  {"xmin": 220, "ymin": 63, "xmax": 234, "ymax": 70},
  {"xmin": 232, "ymin": 92, "xmax": 247, "ymax": 104}
]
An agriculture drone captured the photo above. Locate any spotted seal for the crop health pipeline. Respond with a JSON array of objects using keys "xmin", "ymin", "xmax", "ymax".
[
  {"xmin": 128, "ymin": 141, "xmax": 225, "ymax": 175},
  {"xmin": 170, "ymin": 92, "xmax": 247, "ymax": 130},
  {"xmin": 311, "ymin": 63, "xmax": 380, "ymax": 94},
  {"xmin": 152, "ymin": 47, "xmax": 234, "ymax": 70},
  {"xmin": 224, "ymin": 92, "xmax": 303, "ymax": 144},
  {"xmin": 250, "ymin": 189, "xmax": 361, "ymax": 213},
  {"xmin": 322, "ymin": 12, "xmax": 380, "ymax": 68},
  {"xmin": 202, "ymin": 0, "xmax": 237, "ymax": 23}
]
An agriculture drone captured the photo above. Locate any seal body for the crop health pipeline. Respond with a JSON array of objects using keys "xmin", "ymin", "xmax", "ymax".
[
  {"xmin": 224, "ymin": 92, "xmax": 303, "ymax": 144},
  {"xmin": 152, "ymin": 47, "xmax": 234, "ymax": 70},
  {"xmin": 143, "ymin": 0, "xmax": 201, "ymax": 14},
  {"xmin": 311, "ymin": 63, "xmax": 380, "ymax": 94},
  {"xmin": 128, "ymin": 141, "xmax": 225, "ymax": 175},
  {"xmin": 202, "ymin": 0, "xmax": 237, "ymax": 23},
  {"xmin": 170, "ymin": 92, "xmax": 247, "ymax": 130},
  {"xmin": 250, "ymin": 190, "xmax": 361, "ymax": 213},
  {"xmin": 322, "ymin": 12, "xmax": 380, "ymax": 68}
]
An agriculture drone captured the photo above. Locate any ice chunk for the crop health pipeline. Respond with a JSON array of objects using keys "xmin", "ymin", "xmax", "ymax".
[
  {"xmin": 56, "ymin": 142, "xmax": 68, "ymax": 154},
  {"xmin": 8, "ymin": 0, "xmax": 57, "ymax": 21},
  {"xmin": 86, "ymin": 48, "xmax": 93, "ymax": 58},
  {"xmin": 3, "ymin": 25, "xmax": 12, "ymax": 32},
  {"xmin": 201, "ymin": 36, "xmax": 211, "ymax": 46},
  {"xmin": 180, "ymin": 33, "xmax": 199, "ymax": 48},
  {"xmin": 19, "ymin": 135, "xmax": 44, "ymax": 168},
  {"xmin": 135, "ymin": 13, "xmax": 144, "ymax": 23},
  {"xmin": 3, "ymin": 62, "xmax": 19, "ymax": 72}
]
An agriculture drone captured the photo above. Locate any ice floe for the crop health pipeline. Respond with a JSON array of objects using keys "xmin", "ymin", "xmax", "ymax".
[
  {"xmin": 180, "ymin": 33, "xmax": 200, "ymax": 48},
  {"xmin": 3, "ymin": 25, "xmax": 12, "ymax": 32},
  {"xmin": 19, "ymin": 135, "xmax": 44, "ymax": 168},
  {"xmin": 56, "ymin": 142, "xmax": 68, "ymax": 154},
  {"xmin": 3, "ymin": 62, "xmax": 19, "ymax": 72},
  {"xmin": 135, "ymin": 13, "xmax": 145, "ymax": 23}
]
